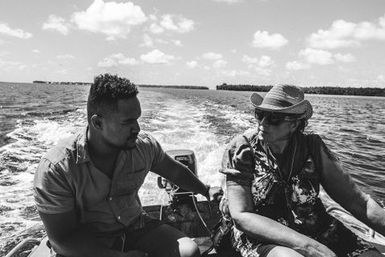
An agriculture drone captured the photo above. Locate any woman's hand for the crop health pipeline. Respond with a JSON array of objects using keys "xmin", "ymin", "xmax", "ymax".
[{"xmin": 295, "ymin": 240, "xmax": 337, "ymax": 257}]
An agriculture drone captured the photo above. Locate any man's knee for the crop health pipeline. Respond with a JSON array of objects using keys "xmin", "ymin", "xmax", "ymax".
[
  {"xmin": 267, "ymin": 246, "xmax": 304, "ymax": 257},
  {"xmin": 177, "ymin": 237, "xmax": 200, "ymax": 257}
]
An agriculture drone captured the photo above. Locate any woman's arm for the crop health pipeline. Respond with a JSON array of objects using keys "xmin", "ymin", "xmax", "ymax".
[
  {"xmin": 227, "ymin": 181, "xmax": 336, "ymax": 257},
  {"xmin": 319, "ymin": 146, "xmax": 385, "ymax": 236}
]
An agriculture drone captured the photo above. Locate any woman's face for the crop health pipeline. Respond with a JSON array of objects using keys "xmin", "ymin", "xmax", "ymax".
[{"xmin": 255, "ymin": 111, "xmax": 298, "ymax": 144}]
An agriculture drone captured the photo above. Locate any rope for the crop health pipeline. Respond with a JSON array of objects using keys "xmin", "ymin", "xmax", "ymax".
[{"xmin": 191, "ymin": 193, "xmax": 212, "ymax": 235}]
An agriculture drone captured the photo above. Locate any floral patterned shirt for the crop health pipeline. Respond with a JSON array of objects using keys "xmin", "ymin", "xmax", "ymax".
[{"xmin": 221, "ymin": 129, "xmax": 370, "ymax": 256}]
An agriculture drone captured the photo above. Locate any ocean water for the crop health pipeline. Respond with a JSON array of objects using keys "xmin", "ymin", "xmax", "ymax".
[{"xmin": 1, "ymin": 82, "xmax": 385, "ymax": 248}]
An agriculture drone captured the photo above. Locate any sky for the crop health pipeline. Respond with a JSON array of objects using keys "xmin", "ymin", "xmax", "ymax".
[{"xmin": 0, "ymin": 0, "xmax": 385, "ymax": 88}]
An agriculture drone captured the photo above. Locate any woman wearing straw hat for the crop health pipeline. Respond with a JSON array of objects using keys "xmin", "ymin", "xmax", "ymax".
[{"xmin": 220, "ymin": 85, "xmax": 385, "ymax": 257}]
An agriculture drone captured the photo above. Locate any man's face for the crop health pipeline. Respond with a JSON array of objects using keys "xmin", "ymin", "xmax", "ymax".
[{"xmin": 101, "ymin": 97, "xmax": 141, "ymax": 150}]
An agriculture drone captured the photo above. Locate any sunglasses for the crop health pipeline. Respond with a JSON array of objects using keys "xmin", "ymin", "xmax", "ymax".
[{"xmin": 254, "ymin": 110, "xmax": 299, "ymax": 126}]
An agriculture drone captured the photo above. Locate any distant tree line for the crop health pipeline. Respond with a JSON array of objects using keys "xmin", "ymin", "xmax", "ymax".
[
  {"xmin": 32, "ymin": 81, "xmax": 208, "ymax": 90},
  {"xmin": 33, "ymin": 80, "xmax": 91, "ymax": 85},
  {"xmin": 217, "ymin": 83, "xmax": 273, "ymax": 92},
  {"xmin": 139, "ymin": 84, "xmax": 209, "ymax": 90},
  {"xmin": 216, "ymin": 83, "xmax": 385, "ymax": 96}
]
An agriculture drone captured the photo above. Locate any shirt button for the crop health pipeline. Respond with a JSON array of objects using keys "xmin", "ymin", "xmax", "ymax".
[
  {"xmin": 108, "ymin": 197, "xmax": 113, "ymax": 201},
  {"xmin": 117, "ymin": 216, "xmax": 121, "ymax": 220}
]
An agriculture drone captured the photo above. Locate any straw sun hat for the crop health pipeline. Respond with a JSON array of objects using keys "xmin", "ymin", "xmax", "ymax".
[{"xmin": 250, "ymin": 85, "xmax": 313, "ymax": 120}]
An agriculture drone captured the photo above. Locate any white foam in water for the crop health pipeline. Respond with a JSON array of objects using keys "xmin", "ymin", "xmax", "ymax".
[
  {"xmin": 139, "ymin": 98, "xmax": 256, "ymax": 201},
  {"xmin": 138, "ymin": 98, "xmax": 229, "ymax": 203},
  {"xmin": 147, "ymin": 99, "xmax": 222, "ymax": 175},
  {"xmin": 215, "ymin": 103, "xmax": 254, "ymax": 129},
  {"xmin": 0, "ymin": 110, "xmax": 87, "ymax": 242}
]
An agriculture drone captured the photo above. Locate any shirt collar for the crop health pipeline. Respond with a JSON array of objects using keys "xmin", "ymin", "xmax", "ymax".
[{"xmin": 75, "ymin": 127, "xmax": 91, "ymax": 164}]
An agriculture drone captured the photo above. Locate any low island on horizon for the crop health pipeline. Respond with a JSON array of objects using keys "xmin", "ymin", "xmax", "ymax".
[{"xmin": 31, "ymin": 80, "xmax": 385, "ymax": 97}]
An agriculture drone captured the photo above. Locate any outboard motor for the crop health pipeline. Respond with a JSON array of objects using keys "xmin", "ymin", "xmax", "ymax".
[{"xmin": 157, "ymin": 149, "xmax": 198, "ymax": 206}]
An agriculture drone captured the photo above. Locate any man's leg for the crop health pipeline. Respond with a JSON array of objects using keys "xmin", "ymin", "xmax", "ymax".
[{"xmin": 133, "ymin": 223, "xmax": 200, "ymax": 257}]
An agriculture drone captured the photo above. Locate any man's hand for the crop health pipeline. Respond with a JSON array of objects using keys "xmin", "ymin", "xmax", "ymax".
[{"xmin": 205, "ymin": 185, "xmax": 223, "ymax": 203}]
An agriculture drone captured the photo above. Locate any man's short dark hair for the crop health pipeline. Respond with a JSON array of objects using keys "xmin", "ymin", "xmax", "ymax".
[{"xmin": 87, "ymin": 73, "xmax": 139, "ymax": 123}]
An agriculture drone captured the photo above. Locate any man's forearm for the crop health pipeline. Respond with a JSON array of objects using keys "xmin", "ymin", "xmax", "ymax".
[
  {"xmin": 172, "ymin": 164, "xmax": 208, "ymax": 196},
  {"xmin": 152, "ymin": 154, "xmax": 209, "ymax": 197}
]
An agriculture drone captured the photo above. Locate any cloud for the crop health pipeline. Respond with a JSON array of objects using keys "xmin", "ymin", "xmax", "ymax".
[
  {"xmin": 334, "ymin": 53, "xmax": 356, "ymax": 63},
  {"xmin": 141, "ymin": 34, "xmax": 154, "ymax": 47},
  {"xmin": 242, "ymin": 55, "xmax": 273, "ymax": 75},
  {"xmin": 149, "ymin": 23, "xmax": 164, "ymax": 34},
  {"xmin": 140, "ymin": 49, "xmax": 175, "ymax": 64},
  {"xmin": 299, "ymin": 48, "xmax": 334, "ymax": 65},
  {"xmin": 222, "ymin": 70, "xmax": 250, "ymax": 77},
  {"xmin": 242, "ymin": 55, "xmax": 259, "ymax": 64},
  {"xmin": 286, "ymin": 61, "xmax": 310, "ymax": 70},
  {"xmin": 308, "ymin": 16, "xmax": 385, "ymax": 49},
  {"xmin": 172, "ymin": 40, "xmax": 182, "ymax": 46},
  {"xmin": 0, "ymin": 23, "xmax": 32, "ymax": 39},
  {"xmin": 299, "ymin": 48, "xmax": 356, "ymax": 65},
  {"xmin": 57, "ymin": 54, "xmax": 75, "ymax": 60},
  {"xmin": 242, "ymin": 55, "xmax": 273, "ymax": 68},
  {"xmin": 252, "ymin": 30, "xmax": 288, "ymax": 49},
  {"xmin": 254, "ymin": 67, "xmax": 272, "ymax": 76},
  {"xmin": 71, "ymin": 0, "xmax": 147, "ymax": 40},
  {"xmin": 32, "ymin": 49, "xmax": 40, "ymax": 54},
  {"xmin": 42, "ymin": 15, "xmax": 70, "ymax": 35},
  {"xmin": 287, "ymin": 48, "xmax": 356, "ymax": 69},
  {"xmin": 98, "ymin": 53, "xmax": 138, "ymax": 67},
  {"xmin": 160, "ymin": 15, "xmax": 194, "ymax": 33},
  {"xmin": 141, "ymin": 34, "xmax": 182, "ymax": 48},
  {"xmin": 258, "ymin": 56, "xmax": 274, "ymax": 67},
  {"xmin": 202, "ymin": 52, "xmax": 222, "ymax": 60},
  {"xmin": 213, "ymin": 59, "xmax": 227, "ymax": 68},
  {"xmin": 186, "ymin": 60, "xmax": 198, "ymax": 68},
  {"xmin": 353, "ymin": 21, "xmax": 385, "ymax": 40},
  {"xmin": 201, "ymin": 52, "xmax": 226, "ymax": 68},
  {"xmin": 0, "ymin": 59, "xmax": 27, "ymax": 71},
  {"xmin": 149, "ymin": 14, "xmax": 194, "ymax": 34}
]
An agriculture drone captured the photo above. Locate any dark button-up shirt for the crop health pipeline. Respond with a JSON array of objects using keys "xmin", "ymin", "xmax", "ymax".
[{"xmin": 33, "ymin": 129, "xmax": 165, "ymax": 245}]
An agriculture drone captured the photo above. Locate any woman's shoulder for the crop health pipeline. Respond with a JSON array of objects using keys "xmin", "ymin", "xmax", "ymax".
[
  {"xmin": 298, "ymin": 132, "xmax": 338, "ymax": 163},
  {"xmin": 221, "ymin": 129, "xmax": 258, "ymax": 176},
  {"xmin": 299, "ymin": 132, "xmax": 324, "ymax": 146},
  {"xmin": 228, "ymin": 128, "xmax": 259, "ymax": 148}
]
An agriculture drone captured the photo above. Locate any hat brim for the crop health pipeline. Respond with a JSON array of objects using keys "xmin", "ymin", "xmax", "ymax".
[{"xmin": 250, "ymin": 92, "xmax": 313, "ymax": 120}]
